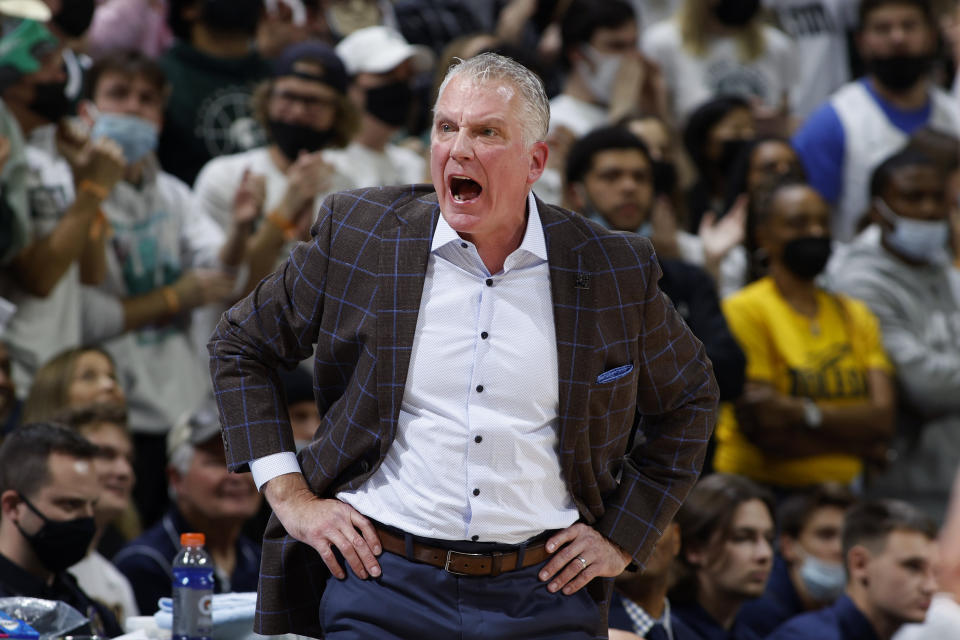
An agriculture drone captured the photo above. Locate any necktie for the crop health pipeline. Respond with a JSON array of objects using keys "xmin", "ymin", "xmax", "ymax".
[{"xmin": 645, "ymin": 622, "xmax": 669, "ymax": 640}]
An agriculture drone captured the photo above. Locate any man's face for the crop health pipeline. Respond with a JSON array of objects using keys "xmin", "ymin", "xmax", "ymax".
[
  {"xmin": 694, "ymin": 499, "xmax": 774, "ymax": 601},
  {"xmin": 857, "ymin": 530, "xmax": 937, "ymax": 624},
  {"xmin": 82, "ymin": 423, "xmax": 135, "ymax": 523},
  {"xmin": 784, "ymin": 505, "xmax": 846, "ymax": 565},
  {"xmin": 268, "ymin": 75, "xmax": 339, "ymax": 132},
  {"xmin": 746, "ymin": 140, "xmax": 802, "ymax": 197},
  {"xmin": 431, "ymin": 75, "xmax": 547, "ymax": 243},
  {"xmin": 0, "ymin": 343, "xmax": 15, "ymax": 420},
  {"xmin": 859, "ymin": 4, "xmax": 935, "ymax": 60},
  {"xmin": 578, "ymin": 148, "xmax": 653, "ymax": 232},
  {"xmin": 173, "ymin": 439, "xmax": 260, "ymax": 522},
  {"xmin": 14, "ymin": 452, "xmax": 99, "ymax": 537},
  {"xmin": 92, "ymin": 71, "xmax": 164, "ymax": 127},
  {"xmin": 349, "ymin": 59, "xmax": 412, "ymax": 112},
  {"xmin": 880, "ymin": 165, "xmax": 947, "ymax": 223},
  {"xmin": 288, "ymin": 400, "xmax": 320, "ymax": 443}
]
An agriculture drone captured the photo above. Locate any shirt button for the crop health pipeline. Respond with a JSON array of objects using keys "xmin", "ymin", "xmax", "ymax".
[
  {"xmin": 473, "ymin": 488, "xmax": 480, "ymax": 496},
  {"xmin": 485, "ymin": 278, "xmax": 493, "ymax": 287},
  {"xmin": 480, "ymin": 331, "xmax": 488, "ymax": 340},
  {"xmin": 471, "ymin": 535, "xmax": 479, "ymax": 541},
  {"xmin": 474, "ymin": 435, "xmax": 482, "ymax": 443},
  {"xmin": 460, "ymin": 242, "xmax": 467, "ymax": 249},
  {"xmin": 476, "ymin": 385, "xmax": 483, "ymax": 392}
]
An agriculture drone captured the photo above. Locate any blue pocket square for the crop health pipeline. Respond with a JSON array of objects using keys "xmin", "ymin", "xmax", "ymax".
[{"xmin": 596, "ymin": 364, "xmax": 634, "ymax": 384}]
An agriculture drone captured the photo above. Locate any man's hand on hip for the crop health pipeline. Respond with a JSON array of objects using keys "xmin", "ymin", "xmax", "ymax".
[
  {"xmin": 263, "ymin": 473, "xmax": 382, "ymax": 580},
  {"xmin": 539, "ymin": 523, "xmax": 632, "ymax": 595}
]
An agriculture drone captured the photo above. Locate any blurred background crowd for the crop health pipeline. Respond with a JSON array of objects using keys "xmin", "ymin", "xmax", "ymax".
[{"xmin": 0, "ymin": 0, "xmax": 958, "ymax": 638}]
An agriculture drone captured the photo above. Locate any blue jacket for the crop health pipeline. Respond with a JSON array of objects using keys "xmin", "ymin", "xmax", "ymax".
[
  {"xmin": 672, "ymin": 602, "xmax": 763, "ymax": 640},
  {"xmin": 738, "ymin": 555, "xmax": 805, "ymax": 637},
  {"xmin": 767, "ymin": 595, "xmax": 880, "ymax": 640}
]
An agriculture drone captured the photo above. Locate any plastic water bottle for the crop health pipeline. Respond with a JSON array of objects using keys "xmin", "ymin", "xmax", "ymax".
[{"xmin": 172, "ymin": 532, "xmax": 214, "ymax": 640}]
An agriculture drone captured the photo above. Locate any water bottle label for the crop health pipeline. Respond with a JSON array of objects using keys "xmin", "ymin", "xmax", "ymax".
[{"xmin": 173, "ymin": 587, "xmax": 213, "ymax": 639}]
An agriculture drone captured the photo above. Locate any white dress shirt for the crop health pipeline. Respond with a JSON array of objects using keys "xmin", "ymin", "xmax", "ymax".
[{"xmin": 251, "ymin": 193, "xmax": 578, "ymax": 543}]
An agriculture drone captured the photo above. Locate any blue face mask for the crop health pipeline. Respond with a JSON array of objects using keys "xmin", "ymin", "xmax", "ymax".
[
  {"xmin": 798, "ymin": 554, "xmax": 846, "ymax": 603},
  {"xmin": 90, "ymin": 112, "xmax": 158, "ymax": 164}
]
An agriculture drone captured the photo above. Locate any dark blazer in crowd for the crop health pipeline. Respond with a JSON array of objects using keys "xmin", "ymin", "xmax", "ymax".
[
  {"xmin": 766, "ymin": 594, "xmax": 879, "ymax": 640},
  {"xmin": 658, "ymin": 258, "xmax": 746, "ymax": 402},
  {"xmin": 672, "ymin": 601, "xmax": 763, "ymax": 640},
  {"xmin": 113, "ymin": 506, "xmax": 261, "ymax": 615},
  {"xmin": 208, "ymin": 185, "xmax": 720, "ymax": 637}
]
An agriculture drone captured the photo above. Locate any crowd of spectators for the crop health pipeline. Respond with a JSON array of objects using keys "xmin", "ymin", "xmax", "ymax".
[{"xmin": 0, "ymin": 0, "xmax": 959, "ymax": 639}]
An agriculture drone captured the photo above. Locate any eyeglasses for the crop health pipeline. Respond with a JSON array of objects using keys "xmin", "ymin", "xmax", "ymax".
[{"xmin": 270, "ymin": 90, "xmax": 337, "ymax": 112}]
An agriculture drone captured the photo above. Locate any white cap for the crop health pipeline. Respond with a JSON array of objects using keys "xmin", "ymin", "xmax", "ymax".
[
  {"xmin": 335, "ymin": 25, "xmax": 434, "ymax": 76},
  {"xmin": 0, "ymin": 0, "xmax": 51, "ymax": 20}
]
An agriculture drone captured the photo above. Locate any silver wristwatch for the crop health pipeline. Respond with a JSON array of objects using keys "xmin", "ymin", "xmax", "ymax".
[{"xmin": 802, "ymin": 398, "xmax": 823, "ymax": 430}]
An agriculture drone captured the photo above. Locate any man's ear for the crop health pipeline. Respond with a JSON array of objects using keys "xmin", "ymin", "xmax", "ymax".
[
  {"xmin": 847, "ymin": 544, "xmax": 871, "ymax": 587},
  {"xmin": 566, "ymin": 181, "xmax": 586, "ymax": 211},
  {"xmin": 0, "ymin": 489, "xmax": 21, "ymax": 520},
  {"xmin": 780, "ymin": 534, "xmax": 800, "ymax": 565},
  {"xmin": 527, "ymin": 140, "xmax": 548, "ymax": 185},
  {"xmin": 77, "ymin": 99, "xmax": 96, "ymax": 127}
]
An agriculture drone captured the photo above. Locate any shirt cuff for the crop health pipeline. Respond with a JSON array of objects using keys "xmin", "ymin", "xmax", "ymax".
[{"xmin": 250, "ymin": 452, "xmax": 302, "ymax": 492}]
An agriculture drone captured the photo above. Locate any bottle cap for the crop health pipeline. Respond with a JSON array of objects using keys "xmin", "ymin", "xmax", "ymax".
[{"xmin": 181, "ymin": 532, "xmax": 205, "ymax": 546}]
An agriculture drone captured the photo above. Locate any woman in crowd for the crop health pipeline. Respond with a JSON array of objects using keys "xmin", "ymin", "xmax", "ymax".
[
  {"xmin": 714, "ymin": 177, "xmax": 896, "ymax": 494},
  {"xmin": 22, "ymin": 346, "xmax": 125, "ymax": 422}
]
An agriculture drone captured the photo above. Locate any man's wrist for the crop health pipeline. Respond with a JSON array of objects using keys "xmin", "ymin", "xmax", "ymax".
[{"xmin": 250, "ymin": 451, "xmax": 302, "ymax": 492}]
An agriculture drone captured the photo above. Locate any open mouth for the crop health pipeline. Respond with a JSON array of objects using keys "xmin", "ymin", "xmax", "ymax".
[{"xmin": 449, "ymin": 175, "xmax": 482, "ymax": 202}]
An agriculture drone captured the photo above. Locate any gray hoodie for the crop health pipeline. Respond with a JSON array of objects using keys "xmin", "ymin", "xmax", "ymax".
[{"xmin": 829, "ymin": 226, "xmax": 960, "ymax": 521}]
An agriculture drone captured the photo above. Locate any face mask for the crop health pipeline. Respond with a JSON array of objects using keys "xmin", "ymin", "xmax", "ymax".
[
  {"xmin": 53, "ymin": 0, "xmax": 95, "ymax": 38},
  {"xmin": 364, "ymin": 81, "xmax": 412, "ymax": 128},
  {"xmin": 782, "ymin": 236, "xmax": 832, "ymax": 279},
  {"xmin": 875, "ymin": 198, "xmax": 949, "ymax": 263},
  {"xmin": 719, "ymin": 138, "xmax": 751, "ymax": 171},
  {"xmin": 90, "ymin": 112, "xmax": 158, "ymax": 164},
  {"xmin": 202, "ymin": 0, "xmax": 262, "ymax": 35},
  {"xmin": 651, "ymin": 160, "xmax": 677, "ymax": 196},
  {"xmin": 268, "ymin": 119, "xmax": 334, "ymax": 161},
  {"xmin": 14, "ymin": 493, "xmax": 95, "ymax": 574},
  {"xmin": 577, "ymin": 44, "xmax": 624, "ymax": 105},
  {"xmin": 29, "ymin": 79, "xmax": 71, "ymax": 122},
  {"xmin": 712, "ymin": 0, "xmax": 761, "ymax": 27},
  {"xmin": 799, "ymin": 554, "xmax": 846, "ymax": 602},
  {"xmin": 866, "ymin": 54, "xmax": 933, "ymax": 92}
]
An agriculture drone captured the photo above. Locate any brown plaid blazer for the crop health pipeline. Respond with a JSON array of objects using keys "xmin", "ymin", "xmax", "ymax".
[{"xmin": 209, "ymin": 185, "xmax": 719, "ymax": 637}]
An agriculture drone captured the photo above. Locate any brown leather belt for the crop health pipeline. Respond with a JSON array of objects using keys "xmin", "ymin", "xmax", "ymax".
[{"xmin": 375, "ymin": 525, "xmax": 551, "ymax": 577}]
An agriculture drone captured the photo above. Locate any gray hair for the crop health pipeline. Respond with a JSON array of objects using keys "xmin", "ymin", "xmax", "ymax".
[
  {"xmin": 167, "ymin": 442, "xmax": 195, "ymax": 500},
  {"xmin": 434, "ymin": 52, "xmax": 550, "ymax": 148}
]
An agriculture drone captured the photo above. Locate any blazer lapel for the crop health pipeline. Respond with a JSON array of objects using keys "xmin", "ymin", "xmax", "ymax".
[
  {"xmin": 539, "ymin": 199, "xmax": 597, "ymax": 483},
  {"xmin": 376, "ymin": 191, "xmax": 440, "ymax": 443}
]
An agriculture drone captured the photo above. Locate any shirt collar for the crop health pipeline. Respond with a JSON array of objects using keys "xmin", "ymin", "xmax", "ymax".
[
  {"xmin": 432, "ymin": 192, "xmax": 547, "ymax": 261},
  {"xmin": 621, "ymin": 595, "xmax": 674, "ymax": 640}
]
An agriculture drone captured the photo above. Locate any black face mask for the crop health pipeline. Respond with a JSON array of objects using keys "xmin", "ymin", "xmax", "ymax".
[
  {"xmin": 14, "ymin": 494, "xmax": 95, "ymax": 574},
  {"xmin": 866, "ymin": 53, "xmax": 933, "ymax": 92},
  {"xmin": 782, "ymin": 236, "xmax": 832, "ymax": 280},
  {"xmin": 712, "ymin": 0, "xmax": 761, "ymax": 27},
  {"xmin": 54, "ymin": 0, "xmax": 95, "ymax": 38},
  {"xmin": 29, "ymin": 79, "xmax": 71, "ymax": 122},
  {"xmin": 268, "ymin": 119, "xmax": 335, "ymax": 161},
  {"xmin": 651, "ymin": 160, "xmax": 677, "ymax": 196},
  {"xmin": 365, "ymin": 81, "xmax": 412, "ymax": 128},
  {"xmin": 719, "ymin": 138, "xmax": 751, "ymax": 172},
  {"xmin": 202, "ymin": 0, "xmax": 262, "ymax": 36}
]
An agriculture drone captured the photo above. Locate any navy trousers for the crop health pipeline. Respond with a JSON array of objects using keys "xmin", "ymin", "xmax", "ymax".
[{"xmin": 319, "ymin": 548, "xmax": 604, "ymax": 639}]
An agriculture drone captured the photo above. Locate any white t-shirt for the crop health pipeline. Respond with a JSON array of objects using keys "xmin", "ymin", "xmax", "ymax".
[
  {"xmin": 69, "ymin": 551, "xmax": 140, "ymax": 625},
  {"xmin": 193, "ymin": 146, "xmax": 356, "ymax": 233},
  {"xmin": 1, "ymin": 124, "xmax": 81, "ymax": 392},
  {"xmin": 763, "ymin": 0, "xmax": 857, "ymax": 119},
  {"xmin": 86, "ymin": 159, "xmax": 224, "ymax": 434},
  {"xmin": 548, "ymin": 93, "xmax": 608, "ymax": 137},
  {"xmin": 642, "ymin": 20, "xmax": 795, "ymax": 120},
  {"xmin": 324, "ymin": 141, "xmax": 427, "ymax": 189}
]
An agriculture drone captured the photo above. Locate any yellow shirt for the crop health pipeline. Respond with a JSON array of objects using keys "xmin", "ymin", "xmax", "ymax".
[{"xmin": 714, "ymin": 277, "xmax": 892, "ymax": 486}]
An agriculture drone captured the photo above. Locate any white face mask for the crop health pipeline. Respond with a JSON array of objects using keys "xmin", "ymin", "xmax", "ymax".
[
  {"xmin": 874, "ymin": 197, "xmax": 949, "ymax": 263},
  {"xmin": 577, "ymin": 44, "xmax": 624, "ymax": 105}
]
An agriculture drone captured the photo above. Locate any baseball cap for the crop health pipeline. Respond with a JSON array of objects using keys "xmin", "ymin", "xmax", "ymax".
[
  {"xmin": 167, "ymin": 401, "xmax": 223, "ymax": 457},
  {"xmin": 334, "ymin": 26, "xmax": 433, "ymax": 76},
  {"xmin": 273, "ymin": 41, "xmax": 349, "ymax": 94},
  {"xmin": 0, "ymin": 0, "xmax": 50, "ymax": 21}
]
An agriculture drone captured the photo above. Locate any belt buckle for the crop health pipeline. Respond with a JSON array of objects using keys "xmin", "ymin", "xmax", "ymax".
[{"xmin": 443, "ymin": 549, "xmax": 488, "ymax": 576}]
